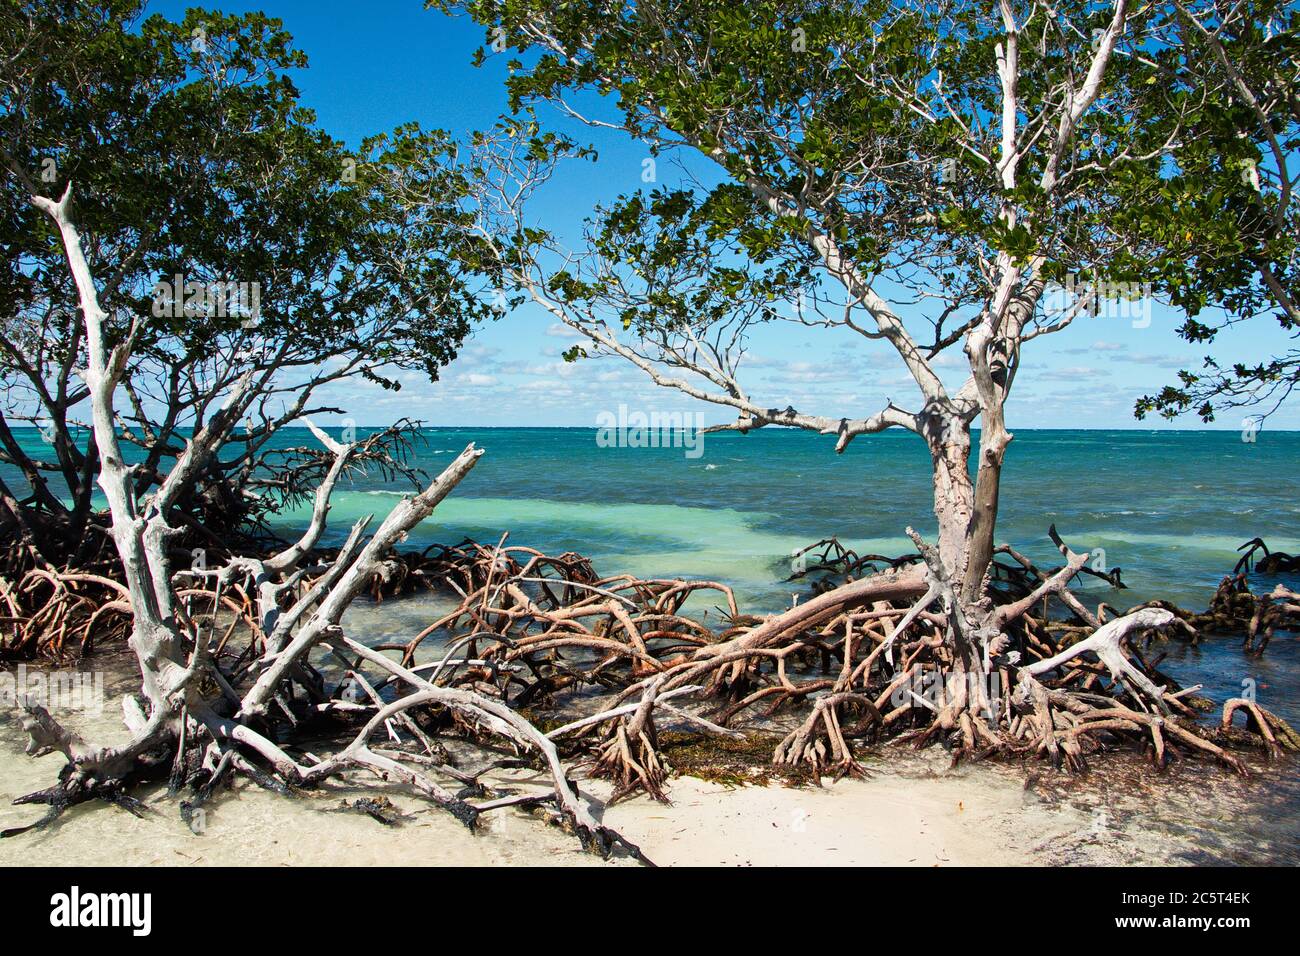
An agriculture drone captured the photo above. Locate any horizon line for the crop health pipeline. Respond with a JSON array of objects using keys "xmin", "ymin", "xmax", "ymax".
[{"xmin": 9, "ymin": 424, "xmax": 1298, "ymax": 434}]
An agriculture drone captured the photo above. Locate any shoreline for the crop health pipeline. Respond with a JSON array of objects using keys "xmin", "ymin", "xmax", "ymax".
[
  {"xmin": 3, "ymin": 689, "xmax": 1294, "ymax": 867},
  {"xmin": 2, "ymin": 593, "xmax": 1297, "ymax": 869}
]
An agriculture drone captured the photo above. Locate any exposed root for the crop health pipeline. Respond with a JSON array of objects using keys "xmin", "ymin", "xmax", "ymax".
[
  {"xmin": 0, "ymin": 561, "xmax": 132, "ymax": 660},
  {"xmin": 356, "ymin": 522, "xmax": 1277, "ymax": 804},
  {"xmin": 1234, "ymin": 537, "xmax": 1300, "ymax": 575},
  {"xmin": 773, "ymin": 693, "xmax": 878, "ymax": 781},
  {"xmin": 592, "ymin": 717, "xmax": 669, "ymax": 804},
  {"xmin": 4, "ymin": 435, "xmax": 651, "ymax": 862},
  {"xmin": 1222, "ymin": 698, "xmax": 1300, "ymax": 759},
  {"xmin": 9, "ymin": 493, "xmax": 1293, "ymax": 848}
]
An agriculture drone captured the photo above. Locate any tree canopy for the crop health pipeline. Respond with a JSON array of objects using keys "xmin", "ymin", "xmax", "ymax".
[
  {"xmin": 1122, "ymin": 1, "xmax": 1299, "ymax": 422},
  {"xmin": 449, "ymin": 0, "xmax": 1298, "ymax": 427},
  {"xmin": 0, "ymin": 0, "xmax": 495, "ymax": 563}
]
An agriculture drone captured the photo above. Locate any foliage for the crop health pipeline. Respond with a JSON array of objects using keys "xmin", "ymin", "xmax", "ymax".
[{"xmin": 0, "ymin": 0, "xmax": 495, "ymax": 562}]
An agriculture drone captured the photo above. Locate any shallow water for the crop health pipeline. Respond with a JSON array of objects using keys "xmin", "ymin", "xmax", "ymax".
[
  {"xmin": 265, "ymin": 427, "xmax": 1300, "ymax": 723},
  {"xmin": 6, "ymin": 427, "xmax": 1299, "ymax": 721},
  {"xmin": 10, "ymin": 426, "xmax": 1297, "ymax": 610}
]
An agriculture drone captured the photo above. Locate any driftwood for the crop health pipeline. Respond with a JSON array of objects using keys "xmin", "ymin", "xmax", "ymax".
[
  {"xmin": 3, "ymin": 185, "xmax": 652, "ymax": 861},
  {"xmin": 9, "ymin": 483, "xmax": 1296, "ymax": 841}
]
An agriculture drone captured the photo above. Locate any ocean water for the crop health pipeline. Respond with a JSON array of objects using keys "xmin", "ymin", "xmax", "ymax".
[{"xmin": 5, "ymin": 426, "xmax": 1299, "ymax": 720}]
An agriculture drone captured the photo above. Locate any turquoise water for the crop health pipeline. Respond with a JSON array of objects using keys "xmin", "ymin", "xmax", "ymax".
[{"xmin": 5, "ymin": 426, "xmax": 1299, "ymax": 720}]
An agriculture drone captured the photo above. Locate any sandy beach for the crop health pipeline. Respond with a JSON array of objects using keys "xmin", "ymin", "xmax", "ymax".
[
  {"xmin": 0, "ymin": 742, "xmax": 1046, "ymax": 867},
  {"xmin": 4, "ymin": 683, "xmax": 1292, "ymax": 868}
]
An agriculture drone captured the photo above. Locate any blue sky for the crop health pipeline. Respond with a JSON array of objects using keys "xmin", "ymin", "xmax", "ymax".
[{"xmin": 147, "ymin": 0, "xmax": 1300, "ymax": 431}]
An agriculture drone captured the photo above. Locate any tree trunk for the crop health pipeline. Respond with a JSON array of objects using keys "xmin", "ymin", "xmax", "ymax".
[
  {"xmin": 919, "ymin": 405, "xmax": 976, "ymax": 584},
  {"xmin": 963, "ymin": 424, "xmax": 1009, "ymax": 601},
  {"xmin": 917, "ymin": 407, "xmax": 1006, "ymax": 739}
]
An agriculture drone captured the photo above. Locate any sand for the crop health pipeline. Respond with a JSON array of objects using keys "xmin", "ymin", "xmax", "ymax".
[
  {"xmin": 0, "ymin": 696, "xmax": 1114, "ymax": 869},
  {"xmin": 0, "ymin": 755, "xmax": 1050, "ymax": 868},
  {"xmin": 3, "ymin": 669, "xmax": 1293, "ymax": 867},
  {"xmin": 598, "ymin": 771, "xmax": 1040, "ymax": 866}
]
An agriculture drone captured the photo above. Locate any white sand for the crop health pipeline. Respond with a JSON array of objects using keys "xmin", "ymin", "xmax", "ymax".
[
  {"xmin": 0, "ymin": 721, "xmax": 1099, "ymax": 868},
  {"xmin": 597, "ymin": 771, "xmax": 1040, "ymax": 866},
  {"xmin": 3, "ymin": 681, "xmax": 1283, "ymax": 867}
]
